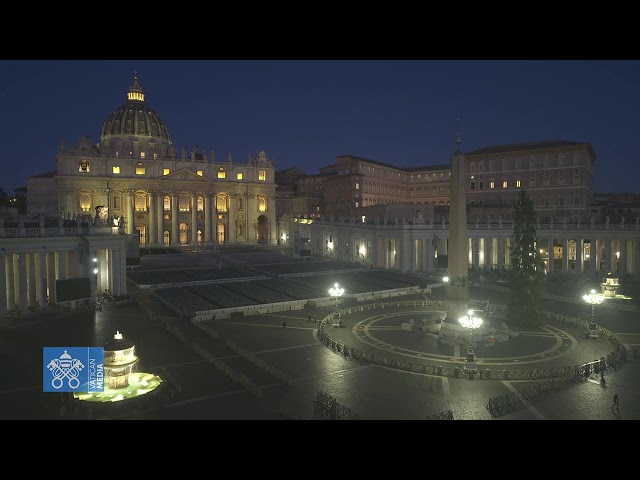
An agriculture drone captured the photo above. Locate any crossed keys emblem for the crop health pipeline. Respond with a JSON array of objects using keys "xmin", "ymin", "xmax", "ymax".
[{"xmin": 47, "ymin": 350, "xmax": 85, "ymax": 389}]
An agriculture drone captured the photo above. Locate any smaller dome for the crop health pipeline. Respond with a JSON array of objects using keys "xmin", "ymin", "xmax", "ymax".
[{"xmin": 100, "ymin": 73, "xmax": 172, "ymax": 143}]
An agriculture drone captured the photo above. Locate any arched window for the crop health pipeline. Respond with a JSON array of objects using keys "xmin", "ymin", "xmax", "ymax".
[
  {"xmin": 197, "ymin": 196, "xmax": 204, "ymax": 212},
  {"xmin": 135, "ymin": 193, "xmax": 147, "ymax": 211},
  {"xmin": 179, "ymin": 194, "xmax": 190, "ymax": 212},
  {"xmin": 163, "ymin": 230, "xmax": 170, "ymax": 246},
  {"xmin": 238, "ymin": 197, "xmax": 243, "ymax": 210},
  {"xmin": 179, "ymin": 222, "xmax": 188, "ymax": 244},
  {"xmin": 216, "ymin": 194, "xmax": 228, "ymax": 212},
  {"xmin": 80, "ymin": 193, "xmax": 91, "ymax": 212},
  {"xmin": 164, "ymin": 196, "xmax": 171, "ymax": 211}
]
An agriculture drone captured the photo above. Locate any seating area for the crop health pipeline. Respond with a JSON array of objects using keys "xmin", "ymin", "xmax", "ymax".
[
  {"xmin": 254, "ymin": 260, "xmax": 362, "ymax": 276},
  {"xmin": 127, "ymin": 266, "xmax": 257, "ymax": 287}
]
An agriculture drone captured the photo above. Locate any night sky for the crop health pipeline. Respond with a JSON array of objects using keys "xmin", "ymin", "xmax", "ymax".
[{"xmin": 1, "ymin": 60, "xmax": 639, "ymax": 196}]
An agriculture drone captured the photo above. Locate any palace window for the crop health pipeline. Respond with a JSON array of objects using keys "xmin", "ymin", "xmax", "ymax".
[
  {"xmin": 516, "ymin": 179, "xmax": 521, "ymax": 188},
  {"xmin": 140, "ymin": 152, "xmax": 146, "ymax": 159},
  {"xmin": 112, "ymin": 166, "xmax": 120, "ymax": 174},
  {"xmin": 502, "ymin": 180, "xmax": 508, "ymax": 188},
  {"xmin": 163, "ymin": 168, "xmax": 170, "ymax": 175},
  {"xmin": 237, "ymin": 172, "xmax": 243, "ymax": 180},
  {"xmin": 197, "ymin": 170, "xmax": 203, "ymax": 176},
  {"xmin": 259, "ymin": 170, "xmax": 266, "ymax": 181},
  {"xmin": 136, "ymin": 163, "xmax": 146, "ymax": 175},
  {"xmin": 179, "ymin": 223, "xmax": 188, "ymax": 244},
  {"xmin": 113, "ymin": 195, "xmax": 120, "ymax": 209},
  {"xmin": 197, "ymin": 196, "xmax": 204, "ymax": 211},
  {"xmin": 79, "ymin": 161, "xmax": 90, "ymax": 173},
  {"xmin": 490, "ymin": 181, "xmax": 495, "ymax": 189},
  {"xmin": 164, "ymin": 196, "xmax": 171, "ymax": 211},
  {"xmin": 217, "ymin": 170, "xmax": 226, "ymax": 179}
]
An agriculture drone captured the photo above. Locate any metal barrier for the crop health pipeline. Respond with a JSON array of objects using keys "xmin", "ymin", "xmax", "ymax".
[{"xmin": 313, "ymin": 390, "xmax": 358, "ymax": 420}]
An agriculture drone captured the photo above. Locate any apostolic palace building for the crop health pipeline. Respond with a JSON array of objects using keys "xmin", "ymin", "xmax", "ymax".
[{"xmin": 1, "ymin": 73, "xmax": 639, "ymax": 315}]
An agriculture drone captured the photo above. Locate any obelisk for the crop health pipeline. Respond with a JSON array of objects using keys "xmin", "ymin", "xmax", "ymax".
[{"xmin": 445, "ymin": 118, "xmax": 469, "ymax": 322}]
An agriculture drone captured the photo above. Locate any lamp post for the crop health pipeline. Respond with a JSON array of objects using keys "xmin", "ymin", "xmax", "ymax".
[
  {"xmin": 583, "ymin": 289, "xmax": 603, "ymax": 338},
  {"xmin": 328, "ymin": 282, "xmax": 344, "ymax": 326},
  {"xmin": 459, "ymin": 309, "xmax": 483, "ymax": 379}
]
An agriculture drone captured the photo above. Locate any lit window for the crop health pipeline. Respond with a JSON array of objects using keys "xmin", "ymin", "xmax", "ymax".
[
  {"xmin": 197, "ymin": 170, "xmax": 203, "ymax": 176},
  {"xmin": 197, "ymin": 196, "xmax": 204, "ymax": 211},
  {"xmin": 236, "ymin": 172, "xmax": 243, "ymax": 180},
  {"xmin": 516, "ymin": 180, "xmax": 521, "ymax": 188},
  {"xmin": 140, "ymin": 152, "xmax": 146, "ymax": 159},
  {"xmin": 79, "ymin": 161, "xmax": 90, "ymax": 173},
  {"xmin": 218, "ymin": 171, "xmax": 226, "ymax": 179},
  {"xmin": 153, "ymin": 153, "xmax": 158, "ymax": 160},
  {"xmin": 115, "ymin": 151, "xmax": 119, "ymax": 158},
  {"xmin": 355, "ymin": 201, "xmax": 359, "ymax": 208},
  {"xmin": 163, "ymin": 168, "xmax": 170, "ymax": 175},
  {"xmin": 355, "ymin": 182, "xmax": 360, "ymax": 190},
  {"xmin": 136, "ymin": 163, "xmax": 146, "ymax": 175},
  {"xmin": 490, "ymin": 181, "xmax": 495, "ymax": 189},
  {"xmin": 164, "ymin": 196, "xmax": 170, "ymax": 211},
  {"xmin": 259, "ymin": 170, "xmax": 266, "ymax": 181},
  {"xmin": 112, "ymin": 166, "xmax": 120, "ymax": 174},
  {"xmin": 179, "ymin": 194, "xmax": 190, "ymax": 212},
  {"xmin": 216, "ymin": 194, "xmax": 227, "ymax": 212},
  {"xmin": 80, "ymin": 193, "xmax": 91, "ymax": 212},
  {"xmin": 502, "ymin": 180, "xmax": 508, "ymax": 188},
  {"xmin": 258, "ymin": 197, "xmax": 267, "ymax": 212},
  {"xmin": 135, "ymin": 193, "xmax": 147, "ymax": 211}
]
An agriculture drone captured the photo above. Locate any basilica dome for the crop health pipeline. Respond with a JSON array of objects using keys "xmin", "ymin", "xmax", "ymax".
[{"xmin": 100, "ymin": 74, "xmax": 172, "ymax": 144}]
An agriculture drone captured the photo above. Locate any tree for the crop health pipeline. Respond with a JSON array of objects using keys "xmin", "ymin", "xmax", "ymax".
[
  {"xmin": 0, "ymin": 186, "xmax": 8, "ymax": 207},
  {"xmin": 508, "ymin": 189, "xmax": 545, "ymax": 326}
]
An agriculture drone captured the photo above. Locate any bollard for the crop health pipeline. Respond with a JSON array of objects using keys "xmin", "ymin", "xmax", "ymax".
[
  {"xmin": 503, "ymin": 369, "xmax": 508, "ymax": 380},
  {"xmin": 438, "ymin": 365, "xmax": 443, "ymax": 376},
  {"xmin": 454, "ymin": 367, "xmax": 460, "ymax": 378},
  {"xmin": 593, "ymin": 360, "xmax": 600, "ymax": 374},
  {"xmin": 485, "ymin": 369, "xmax": 491, "ymax": 379}
]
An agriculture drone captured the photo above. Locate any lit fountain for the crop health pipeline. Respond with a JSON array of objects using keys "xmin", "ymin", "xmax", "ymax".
[{"xmin": 74, "ymin": 331, "xmax": 162, "ymax": 403}]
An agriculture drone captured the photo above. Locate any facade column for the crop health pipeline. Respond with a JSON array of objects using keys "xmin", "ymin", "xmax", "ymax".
[
  {"xmin": 18, "ymin": 253, "xmax": 28, "ymax": 314},
  {"xmin": 171, "ymin": 193, "xmax": 179, "ymax": 246},
  {"xmin": 634, "ymin": 238, "xmax": 640, "ymax": 280},
  {"xmin": 0, "ymin": 254, "xmax": 6, "ymax": 314},
  {"xmin": 547, "ymin": 238, "xmax": 554, "ymax": 273},
  {"xmin": 126, "ymin": 191, "xmax": 134, "ymax": 235},
  {"xmin": 562, "ymin": 238, "xmax": 569, "ymax": 272},
  {"xmin": 204, "ymin": 194, "xmax": 212, "ymax": 243},
  {"xmin": 191, "ymin": 194, "xmax": 198, "ymax": 245},
  {"xmin": 148, "ymin": 192, "xmax": 156, "ymax": 247},
  {"xmin": 590, "ymin": 239, "xmax": 597, "ymax": 275},
  {"xmin": 38, "ymin": 250, "xmax": 48, "ymax": 309},
  {"xmin": 576, "ymin": 238, "xmax": 583, "ymax": 274},
  {"xmin": 157, "ymin": 193, "xmax": 164, "ymax": 246},
  {"xmin": 426, "ymin": 238, "xmax": 434, "ymax": 272},
  {"xmin": 229, "ymin": 194, "xmax": 237, "ymax": 244}
]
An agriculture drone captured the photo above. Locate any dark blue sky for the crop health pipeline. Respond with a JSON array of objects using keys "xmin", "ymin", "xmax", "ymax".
[{"xmin": 1, "ymin": 60, "xmax": 638, "ymax": 195}]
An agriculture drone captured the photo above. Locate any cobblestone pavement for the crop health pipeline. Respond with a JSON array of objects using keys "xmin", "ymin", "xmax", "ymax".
[{"xmin": 1, "ymin": 281, "xmax": 638, "ymax": 420}]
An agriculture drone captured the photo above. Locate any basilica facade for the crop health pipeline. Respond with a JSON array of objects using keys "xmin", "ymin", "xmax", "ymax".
[{"xmin": 28, "ymin": 74, "xmax": 278, "ymax": 248}]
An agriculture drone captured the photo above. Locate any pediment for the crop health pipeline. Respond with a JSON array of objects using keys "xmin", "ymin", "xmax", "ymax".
[{"xmin": 159, "ymin": 168, "xmax": 210, "ymax": 182}]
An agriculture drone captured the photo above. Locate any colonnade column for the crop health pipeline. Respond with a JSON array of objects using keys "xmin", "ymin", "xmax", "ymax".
[
  {"xmin": 111, "ymin": 249, "xmax": 122, "ymax": 296},
  {"xmin": 27, "ymin": 253, "xmax": 36, "ymax": 307},
  {"xmin": 0, "ymin": 254, "xmax": 6, "ymax": 313},
  {"xmin": 576, "ymin": 239, "xmax": 583, "ymax": 274},
  {"xmin": 18, "ymin": 254, "xmax": 27, "ymax": 314},
  {"xmin": 562, "ymin": 238, "xmax": 569, "ymax": 272},
  {"xmin": 38, "ymin": 250, "xmax": 47, "ymax": 309},
  {"xmin": 46, "ymin": 252, "xmax": 56, "ymax": 306},
  {"xmin": 590, "ymin": 239, "xmax": 597, "ymax": 275},
  {"xmin": 7, "ymin": 255, "xmax": 15, "ymax": 310},
  {"xmin": 619, "ymin": 239, "xmax": 627, "ymax": 275},
  {"xmin": 171, "ymin": 194, "xmax": 179, "ymax": 246},
  {"xmin": 497, "ymin": 238, "xmax": 505, "ymax": 270},
  {"xmin": 126, "ymin": 191, "xmax": 134, "ymax": 235},
  {"xmin": 547, "ymin": 238, "xmax": 554, "ymax": 273},
  {"xmin": 603, "ymin": 239, "xmax": 611, "ymax": 274},
  {"xmin": 472, "ymin": 237, "xmax": 480, "ymax": 270}
]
